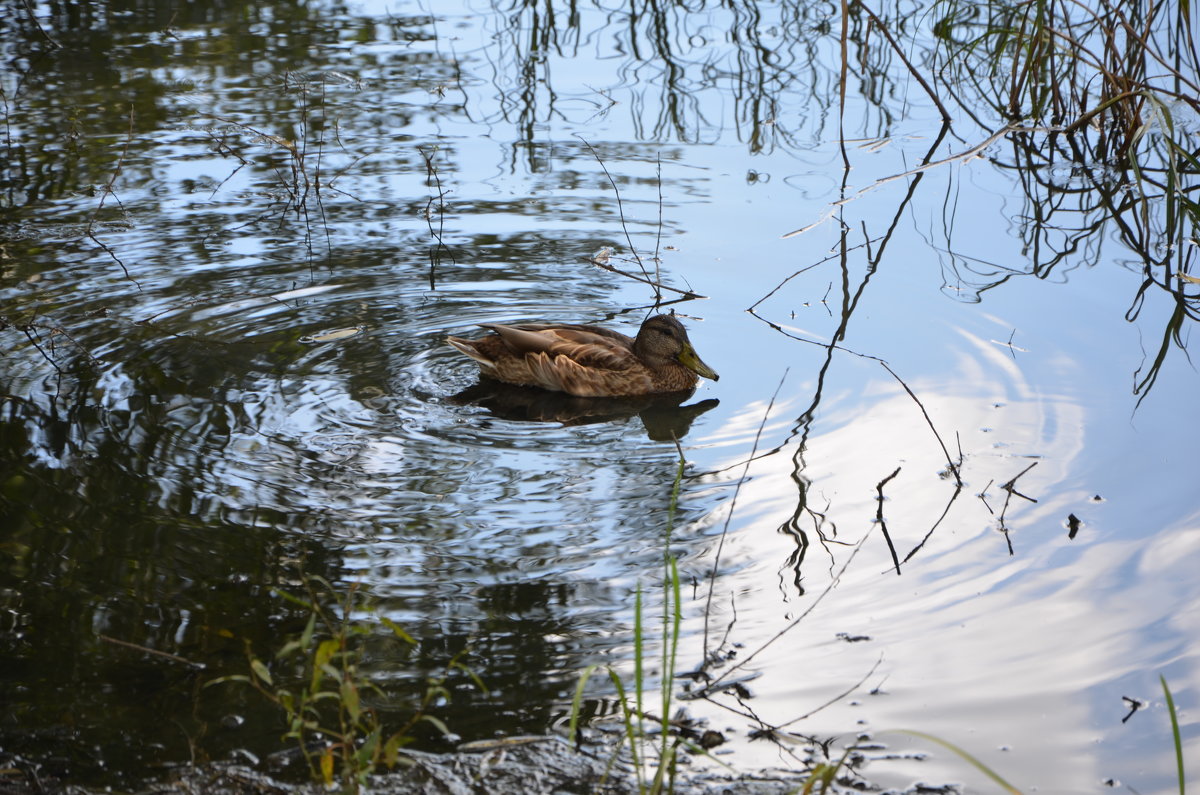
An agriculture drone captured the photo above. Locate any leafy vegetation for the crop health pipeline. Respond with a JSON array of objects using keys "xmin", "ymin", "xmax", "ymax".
[{"xmin": 207, "ymin": 576, "xmax": 481, "ymax": 794}]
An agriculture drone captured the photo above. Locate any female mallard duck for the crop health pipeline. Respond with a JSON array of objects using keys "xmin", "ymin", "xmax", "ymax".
[{"xmin": 447, "ymin": 314, "xmax": 719, "ymax": 398}]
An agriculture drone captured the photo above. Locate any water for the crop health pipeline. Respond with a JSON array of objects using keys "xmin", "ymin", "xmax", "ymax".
[{"xmin": 2, "ymin": 0, "xmax": 1197, "ymax": 792}]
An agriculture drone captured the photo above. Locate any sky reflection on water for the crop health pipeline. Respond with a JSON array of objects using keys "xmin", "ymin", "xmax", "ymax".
[{"xmin": 1, "ymin": 0, "xmax": 1197, "ymax": 792}]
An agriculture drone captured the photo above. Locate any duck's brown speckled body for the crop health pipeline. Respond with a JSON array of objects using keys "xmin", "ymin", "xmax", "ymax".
[{"xmin": 447, "ymin": 314, "xmax": 719, "ymax": 398}]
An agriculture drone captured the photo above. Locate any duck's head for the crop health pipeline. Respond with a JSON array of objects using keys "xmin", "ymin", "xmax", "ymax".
[{"xmin": 635, "ymin": 314, "xmax": 720, "ymax": 381}]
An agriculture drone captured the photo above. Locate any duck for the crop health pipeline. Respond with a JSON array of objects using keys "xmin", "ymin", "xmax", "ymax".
[{"xmin": 446, "ymin": 313, "xmax": 719, "ymax": 398}]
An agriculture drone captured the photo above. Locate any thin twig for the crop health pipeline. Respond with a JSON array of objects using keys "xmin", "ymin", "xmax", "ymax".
[
  {"xmin": 99, "ymin": 634, "xmax": 205, "ymax": 670},
  {"xmin": 858, "ymin": 0, "xmax": 953, "ymax": 121},
  {"xmin": 587, "ymin": 257, "xmax": 705, "ymax": 298},
  {"xmin": 705, "ymin": 525, "xmax": 875, "ymax": 690},
  {"xmin": 576, "ymin": 135, "xmax": 657, "ymax": 297},
  {"xmin": 420, "ymin": 145, "xmax": 455, "ymax": 287},
  {"xmin": 85, "ymin": 105, "xmax": 141, "ymax": 288},
  {"xmin": 901, "ymin": 482, "xmax": 964, "ymax": 563},
  {"xmin": 703, "ymin": 371, "xmax": 788, "ymax": 662},
  {"xmin": 874, "ymin": 467, "xmax": 903, "ymax": 575},
  {"xmin": 991, "ymin": 461, "xmax": 1040, "ymax": 554},
  {"xmin": 783, "ymin": 124, "xmax": 1019, "ymax": 238},
  {"xmin": 772, "ymin": 655, "xmax": 884, "ymax": 730},
  {"xmin": 880, "ymin": 361, "xmax": 962, "ymax": 486},
  {"xmin": 654, "ymin": 154, "xmax": 664, "ymax": 290},
  {"xmin": 19, "ymin": 0, "xmax": 61, "ymax": 49}
]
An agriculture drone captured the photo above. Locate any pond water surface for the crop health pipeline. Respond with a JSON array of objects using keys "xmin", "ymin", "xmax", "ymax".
[{"xmin": 2, "ymin": 1, "xmax": 1198, "ymax": 793}]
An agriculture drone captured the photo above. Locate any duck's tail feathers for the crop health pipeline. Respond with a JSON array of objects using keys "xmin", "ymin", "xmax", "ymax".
[{"xmin": 447, "ymin": 336, "xmax": 498, "ymax": 372}]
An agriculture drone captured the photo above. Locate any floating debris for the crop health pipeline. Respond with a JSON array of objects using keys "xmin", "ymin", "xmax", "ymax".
[{"xmin": 299, "ymin": 326, "xmax": 365, "ymax": 344}]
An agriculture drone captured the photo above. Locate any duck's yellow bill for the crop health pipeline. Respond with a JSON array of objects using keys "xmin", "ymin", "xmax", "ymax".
[{"xmin": 678, "ymin": 345, "xmax": 720, "ymax": 381}]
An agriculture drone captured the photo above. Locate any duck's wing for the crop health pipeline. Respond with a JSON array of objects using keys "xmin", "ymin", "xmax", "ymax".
[
  {"xmin": 482, "ymin": 323, "xmax": 640, "ymax": 371},
  {"xmin": 526, "ymin": 350, "xmax": 653, "ymax": 397}
]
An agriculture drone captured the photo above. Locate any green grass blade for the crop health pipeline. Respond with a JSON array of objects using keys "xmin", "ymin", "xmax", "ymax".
[
  {"xmin": 607, "ymin": 668, "xmax": 645, "ymax": 794},
  {"xmin": 568, "ymin": 664, "xmax": 601, "ymax": 746},
  {"xmin": 1161, "ymin": 675, "xmax": 1185, "ymax": 795},
  {"xmin": 662, "ymin": 554, "xmax": 682, "ymax": 764},
  {"xmin": 801, "ymin": 743, "xmax": 856, "ymax": 794},
  {"xmin": 897, "ymin": 730, "xmax": 1022, "ymax": 793},
  {"xmin": 634, "ymin": 584, "xmax": 644, "ymax": 746}
]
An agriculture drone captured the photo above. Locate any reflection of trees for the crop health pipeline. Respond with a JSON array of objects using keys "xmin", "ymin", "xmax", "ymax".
[
  {"xmin": 926, "ymin": 0, "xmax": 1200, "ymax": 403},
  {"xmin": 942, "ymin": 128, "xmax": 1199, "ymax": 405},
  {"xmin": 0, "ymin": 378, "xmax": 344, "ymax": 783},
  {"xmin": 1, "ymin": 0, "xmax": 320, "ymax": 210},
  {"xmin": 480, "ymin": 0, "xmax": 900, "ymax": 158},
  {"xmin": 745, "ymin": 126, "xmax": 963, "ymax": 594}
]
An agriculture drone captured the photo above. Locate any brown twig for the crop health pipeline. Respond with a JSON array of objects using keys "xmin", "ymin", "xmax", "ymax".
[
  {"xmin": 782, "ymin": 124, "xmax": 1018, "ymax": 239},
  {"xmin": 902, "ymin": 482, "xmax": 964, "ymax": 563},
  {"xmin": 86, "ymin": 105, "xmax": 141, "ymax": 288},
  {"xmin": 704, "ymin": 524, "xmax": 875, "ymax": 691},
  {"xmin": 586, "ymin": 256, "xmax": 705, "ymax": 299},
  {"xmin": 99, "ymin": 634, "xmax": 205, "ymax": 670},
  {"xmin": 576, "ymin": 135, "xmax": 658, "ymax": 298},
  {"xmin": 857, "ymin": 0, "xmax": 953, "ymax": 121},
  {"xmin": 19, "ymin": 0, "xmax": 61, "ymax": 49},
  {"xmin": 771, "ymin": 654, "xmax": 884, "ymax": 729},
  {"xmin": 420, "ymin": 145, "xmax": 455, "ymax": 288}
]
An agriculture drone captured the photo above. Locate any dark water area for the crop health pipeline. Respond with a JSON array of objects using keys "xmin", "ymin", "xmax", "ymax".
[{"xmin": 2, "ymin": 0, "xmax": 1198, "ymax": 792}]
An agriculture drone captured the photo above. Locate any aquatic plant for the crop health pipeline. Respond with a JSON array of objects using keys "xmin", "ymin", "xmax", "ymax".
[{"xmin": 207, "ymin": 575, "xmax": 479, "ymax": 794}]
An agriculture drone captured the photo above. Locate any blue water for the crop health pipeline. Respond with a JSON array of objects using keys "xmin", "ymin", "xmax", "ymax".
[{"xmin": 1, "ymin": 1, "xmax": 1196, "ymax": 792}]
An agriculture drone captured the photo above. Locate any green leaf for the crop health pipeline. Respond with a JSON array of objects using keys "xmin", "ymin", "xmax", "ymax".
[
  {"xmin": 319, "ymin": 747, "xmax": 335, "ymax": 786},
  {"xmin": 380, "ymin": 617, "xmax": 416, "ymax": 645},
  {"xmin": 605, "ymin": 668, "xmax": 642, "ymax": 784},
  {"xmin": 315, "ymin": 638, "xmax": 339, "ymax": 667},
  {"xmin": 450, "ymin": 660, "xmax": 489, "ymax": 695},
  {"xmin": 250, "ymin": 658, "xmax": 273, "ymax": 686},
  {"xmin": 569, "ymin": 664, "xmax": 601, "ymax": 745},
  {"xmin": 356, "ymin": 725, "xmax": 381, "ymax": 767},
  {"xmin": 341, "ymin": 680, "xmax": 361, "ymax": 722},
  {"xmin": 383, "ymin": 733, "xmax": 414, "ymax": 767},
  {"xmin": 271, "ymin": 587, "xmax": 316, "ymax": 612},
  {"xmin": 419, "ymin": 714, "xmax": 451, "ymax": 737},
  {"xmin": 300, "ymin": 612, "xmax": 316, "ymax": 650},
  {"xmin": 313, "ymin": 639, "xmax": 340, "ymax": 690}
]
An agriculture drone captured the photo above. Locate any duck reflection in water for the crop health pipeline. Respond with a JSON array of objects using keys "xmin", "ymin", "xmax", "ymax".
[{"xmin": 449, "ymin": 380, "xmax": 719, "ymax": 441}]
